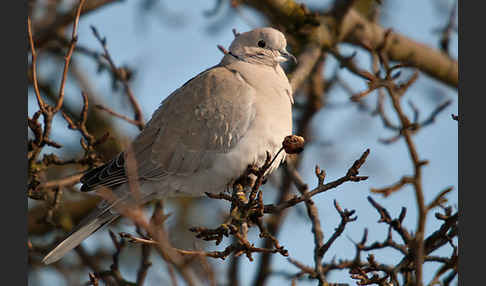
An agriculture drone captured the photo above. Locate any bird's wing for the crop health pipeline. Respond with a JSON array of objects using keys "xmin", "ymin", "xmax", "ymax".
[
  {"xmin": 80, "ymin": 152, "xmax": 126, "ymax": 192},
  {"xmin": 81, "ymin": 65, "xmax": 256, "ymax": 191}
]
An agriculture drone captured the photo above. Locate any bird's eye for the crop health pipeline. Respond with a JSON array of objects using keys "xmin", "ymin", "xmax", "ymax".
[{"xmin": 257, "ymin": 40, "xmax": 266, "ymax": 48}]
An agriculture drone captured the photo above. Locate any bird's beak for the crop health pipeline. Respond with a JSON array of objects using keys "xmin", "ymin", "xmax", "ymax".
[{"xmin": 279, "ymin": 49, "xmax": 297, "ymax": 64}]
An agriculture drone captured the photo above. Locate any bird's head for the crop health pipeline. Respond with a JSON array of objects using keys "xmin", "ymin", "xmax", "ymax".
[{"xmin": 226, "ymin": 27, "xmax": 297, "ymax": 66}]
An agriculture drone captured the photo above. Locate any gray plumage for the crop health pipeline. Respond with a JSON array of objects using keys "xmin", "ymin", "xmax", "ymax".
[{"xmin": 42, "ymin": 27, "xmax": 294, "ymax": 264}]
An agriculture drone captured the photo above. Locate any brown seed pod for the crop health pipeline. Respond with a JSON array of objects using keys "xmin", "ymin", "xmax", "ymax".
[{"xmin": 282, "ymin": 135, "xmax": 305, "ymax": 154}]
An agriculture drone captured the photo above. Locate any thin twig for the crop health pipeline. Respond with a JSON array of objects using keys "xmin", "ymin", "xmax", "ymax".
[
  {"xmin": 91, "ymin": 26, "xmax": 145, "ymax": 130},
  {"xmin": 55, "ymin": 0, "xmax": 86, "ymax": 112}
]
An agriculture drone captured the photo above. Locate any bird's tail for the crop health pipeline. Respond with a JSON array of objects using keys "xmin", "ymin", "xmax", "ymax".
[{"xmin": 41, "ymin": 205, "xmax": 119, "ymax": 265}]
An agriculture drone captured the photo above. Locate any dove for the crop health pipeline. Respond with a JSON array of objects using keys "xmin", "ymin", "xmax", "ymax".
[{"xmin": 42, "ymin": 27, "xmax": 295, "ymax": 264}]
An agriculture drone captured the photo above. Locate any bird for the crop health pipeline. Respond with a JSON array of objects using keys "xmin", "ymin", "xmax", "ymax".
[{"xmin": 42, "ymin": 27, "xmax": 296, "ymax": 264}]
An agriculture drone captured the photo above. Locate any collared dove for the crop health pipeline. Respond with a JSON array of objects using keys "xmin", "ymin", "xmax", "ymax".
[{"xmin": 42, "ymin": 27, "xmax": 295, "ymax": 264}]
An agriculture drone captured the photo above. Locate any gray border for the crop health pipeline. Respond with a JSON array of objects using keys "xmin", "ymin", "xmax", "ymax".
[
  {"xmin": 2, "ymin": 0, "xmax": 28, "ymax": 284},
  {"xmin": 459, "ymin": 0, "xmax": 481, "ymax": 285}
]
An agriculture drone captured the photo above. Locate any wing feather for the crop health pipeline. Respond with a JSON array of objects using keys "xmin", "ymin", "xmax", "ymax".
[
  {"xmin": 135, "ymin": 65, "xmax": 256, "ymax": 178},
  {"xmin": 80, "ymin": 65, "xmax": 256, "ymax": 192}
]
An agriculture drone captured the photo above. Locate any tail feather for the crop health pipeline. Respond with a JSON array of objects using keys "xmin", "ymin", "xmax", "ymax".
[{"xmin": 41, "ymin": 208, "xmax": 119, "ymax": 265}]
